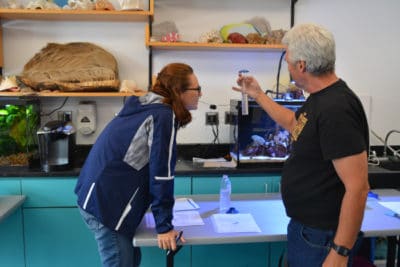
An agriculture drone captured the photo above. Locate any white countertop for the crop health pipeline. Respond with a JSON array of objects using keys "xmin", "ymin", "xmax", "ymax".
[
  {"xmin": 133, "ymin": 189, "xmax": 400, "ymax": 247},
  {"xmin": 0, "ymin": 195, "xmax": 26, "ymax": 222}
]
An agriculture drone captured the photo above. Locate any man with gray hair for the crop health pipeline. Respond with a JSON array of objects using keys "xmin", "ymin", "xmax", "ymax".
[{"xmin": 233, "ymin": 23, "xmax": 369, "ymax": 266}]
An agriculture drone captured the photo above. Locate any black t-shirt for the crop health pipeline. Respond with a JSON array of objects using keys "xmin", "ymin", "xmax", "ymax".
[{"xmin": 281, "ymin": 79, "xmax": 369, "ymax": 230}]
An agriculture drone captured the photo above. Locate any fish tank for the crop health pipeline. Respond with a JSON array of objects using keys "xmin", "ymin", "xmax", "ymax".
[
  {"xmin": 229, "ymin": 99, "xmax": 304, "ymax": 167},
  {"xmin": 0, "ymin": 97, "xmax": 40, "ymax": 167}
]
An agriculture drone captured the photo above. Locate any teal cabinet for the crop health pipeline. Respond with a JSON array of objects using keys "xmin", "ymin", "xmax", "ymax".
[
  {"xmin": 140, "ymin": 176, "xmax": 192, "ymax": 267},
  {"xmin": 192, "ymin": 243, "xmax": 268, "ymax": 267},
  {"xmin": 191, "ymin": 174, "xmax": 282, "ymax": 267},
  {"xmin": 174, "ymin": 175, "xmax": 191, "ymax": 195},
  {"xmin": 270, "ymin": 241, "xmax": 286, "ymax": 267},
  {"xmin": 192, "ymin": 174, "xmax": 281, "ymax": 194},
  {"xmin": 0, "ymin": 174, "xmax": 285, "ymax": 267},
  {"xmin": 0, "ymin": 179, "xmax": 24, "ymax": 267},
  {"xmin": 21, "ymin": 177, "xmax": 101, "ymax": 267},
  {"xmin": 0, "ymin": 178, "xmax": 21, "ymax": 195},
  {"xmin": 0, "ymin": 211, "xmax": 25, "ymax": 267},
  {"xmin": 140, "ymin": 246, "xmax": 191, "ymax": 267},
  {"xmin": 21, "ymin": 178, "xmax": 77, "ymax": 207},
  {"xmin": 24, "ymin": 208, "xmax": 101, "ymax": 267}
]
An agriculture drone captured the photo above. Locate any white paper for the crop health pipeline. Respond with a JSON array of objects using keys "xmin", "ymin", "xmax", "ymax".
[
  {"xmin": 378, "ymin": 201, "xmax": 400, "ymax": 214},
  {"xmin": 211, "ymin": 213, "xmax": 261, "ymax": 233},
  {"xmin": 203, "ymin": 160, "xmax": 237, "ymax": 168},
  {"xmin": 173, "ymin": 210, "xmax": 204, "ymax": 226},
  {"xmin": 174, "ymin": 198, "xmax": 200, "ymax": 211},
  {"xmin": 192, "ymin": 157, "xmax": 237, "ymax": 168},
  {"xmin": 145, "ymin": 210, "xmax": 204, "ymax": 228},
  {"xmin": 192, "ymin": 157, "xmax": 227, "ymax": 163}
]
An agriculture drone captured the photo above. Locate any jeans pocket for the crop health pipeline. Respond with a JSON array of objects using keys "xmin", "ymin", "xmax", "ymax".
[{"xmin": 300, "ymin": 225, "xmax": 333, "ymax": 251}]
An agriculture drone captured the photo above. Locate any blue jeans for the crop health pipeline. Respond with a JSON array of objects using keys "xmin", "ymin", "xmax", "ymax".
[
  {"xmin": 79, "ymin": 208, "xmax": 141, "ymax": 267},
  {"xmin": 287, "ymin": 219, "xmax": 363, "ymax": 267}
]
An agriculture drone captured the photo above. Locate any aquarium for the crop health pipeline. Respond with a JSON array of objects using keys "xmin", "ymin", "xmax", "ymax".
[
  {"xmin": 0, "ymin": 97, "xmax": 40, "ymax": 167},
  {"xmin": 229, "ymin": 99, "xmax": 304, "ymax": 167}
]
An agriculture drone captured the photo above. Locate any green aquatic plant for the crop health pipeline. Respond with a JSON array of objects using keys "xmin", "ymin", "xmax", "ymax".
[
  {"xmin": 0, "ymin": 135, "xmax": 18, "ymax": 156},
  {"xmin": 0, "ymin": 103, "xmax": 39, "ymax": 156}
]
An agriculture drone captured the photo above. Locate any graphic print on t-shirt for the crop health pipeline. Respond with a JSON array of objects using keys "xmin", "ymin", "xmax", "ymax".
[{"xmin": 291, "ymin": 112, "xmax": 308, "ymax": 142}]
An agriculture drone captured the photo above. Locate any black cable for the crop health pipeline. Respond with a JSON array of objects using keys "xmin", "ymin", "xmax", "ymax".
[
  {"xmin": 215, "ymin": 124, "xmax": 220, "ymax": 144},
  {"xmin": 291, "ymin": 0, "xmax": 297, "ymax": 27},
  {"xmin": 211, "ymin": 124, "xmax": 220, "ymax": 144},
  {"xmin": 41, "ymin": 97, "xmax": 69, "ymax": 117},
  {"xmin": 275, "ymin": 50, "xmax": 286, "ymax": 96},
  {"xmin": 211, "ymin": 125, "xmax": 217, "ymax": 144},
  {"xmin": 199, "ymin": 100, "xmax": 230, "ymax": 108}
]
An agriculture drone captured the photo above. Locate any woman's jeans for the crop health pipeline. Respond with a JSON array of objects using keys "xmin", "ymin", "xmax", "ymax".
[
  {"xmin": 79, "ymin": 208, "xmax": 141, "ymax": 267},
  {"xmin": 287, "ymin": 219, "xmax": 363, "ymax": 267}
]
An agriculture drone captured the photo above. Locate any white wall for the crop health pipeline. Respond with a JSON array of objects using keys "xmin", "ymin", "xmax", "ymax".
[
  {"xmin": 295, "ymin": 0, "xmax": 400, "ymax": 145},
  {"xmin": 152, "ymin": 0, "xmax": 291, "ymax": 143},
  {"xmin": 3, "ymin": 20, "xmax": 149, "ymax": 144},
  {"xmin": 3, "ymin": 0, "xmax": 400, "ymax": 145}
]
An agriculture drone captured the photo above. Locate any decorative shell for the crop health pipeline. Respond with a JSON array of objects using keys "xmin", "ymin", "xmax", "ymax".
[
  {"xmin": 63, "ymin": 0, "xmax": 95, "ymax": 10},
  {"xmin": 25, "ymin": 0, "xmax": 61, "ymax": 9},
  {"xmin": 0, "ymin": 76, "xmax": 19, "ymax": 91},
  {"xmin": 246, "ymin": 33, "xmax": 266, "ymax": 44},
  {"xmin": 264, "ymin": 29, "xmax": 287, "ymax": 45},
  {"xmin": 198, "ymin": 30, "xmax": 223, "ymax": 43},
  {"xmin": 152, "ymin": 21, "xmax": 179, "ymax": 42},
  {"xmin": 246, "ymin": 16, "xmax": 272, "ymax": 36},
  {"xmin": 95, "ymin": 0, "xmax": 114, "ymax": 10}
]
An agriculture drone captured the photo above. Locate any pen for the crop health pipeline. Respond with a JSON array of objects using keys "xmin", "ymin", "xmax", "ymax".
[
  {"xmin": 385, "ymin": 211, "xmax": 400, "ymax": 219},
  {"xmin": 166, "ymin": 231, "xmax": 183, "ymax": 256},
  {"xmin": 187, "ymin": 198, "xmax": 198, "ymax": 209},
  {"xmin": 368, "ymin": 191, "xmax": 380, "ymax": 200}
]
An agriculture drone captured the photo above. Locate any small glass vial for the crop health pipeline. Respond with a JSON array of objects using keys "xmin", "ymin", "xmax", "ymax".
[
  {"xmin": 238, "ymin": 69, "xmax": 250, "ymax": 115},
  {"xmin": 219, "ymin": 174, "xmax": 232, "ymax": 213}
]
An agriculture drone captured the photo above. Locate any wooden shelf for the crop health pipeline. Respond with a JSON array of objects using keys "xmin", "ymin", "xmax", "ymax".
[
  {"xmin": 0, "ymin": 91, "xmax": 146, "ymax": 97},
  {"xmin": 0, "ymin": 7, "xmax": 153, "ymax": 22},
  {"xmin": 145, "ymin": 25, "xmax": 285, "ymax": 51}
]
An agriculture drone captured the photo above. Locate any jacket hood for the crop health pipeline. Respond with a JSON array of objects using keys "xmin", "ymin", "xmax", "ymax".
[{"xmin": 118, "ymin": 92, "xmax": 165, "ymax": 117}]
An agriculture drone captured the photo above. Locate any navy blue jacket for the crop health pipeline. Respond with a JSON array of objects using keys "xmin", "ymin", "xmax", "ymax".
[{"xmin": 75, "ymin": 92, "xmax": 178, "ymax": 239}]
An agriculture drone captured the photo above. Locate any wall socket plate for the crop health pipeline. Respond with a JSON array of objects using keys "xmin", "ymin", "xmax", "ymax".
[
  {"xmin": 205, "ymin": 112, "xmax": 219, "ymax": 125},
  {"xmin": 225, "ymin": 111, "xmax": 236, "ymax": 125},
  {"xmin": 57, "ymin": 110, "xmax": 72, "ymax": 122}
]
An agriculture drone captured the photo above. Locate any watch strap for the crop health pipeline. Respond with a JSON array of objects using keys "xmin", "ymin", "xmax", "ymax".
[{"xmin": 331, "ymin": 242, "xmax": 351, "ymax": 257}]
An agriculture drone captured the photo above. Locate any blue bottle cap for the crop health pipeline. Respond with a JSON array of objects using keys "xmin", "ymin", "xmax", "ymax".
[{"xmin": 238, "ymin": 69, "xmax": 250, "ymax": 74}]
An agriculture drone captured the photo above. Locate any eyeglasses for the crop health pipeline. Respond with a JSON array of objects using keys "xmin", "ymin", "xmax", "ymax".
[{"xmin": 185, "ymin": 86, "xmax": 201, "ymax": 93}]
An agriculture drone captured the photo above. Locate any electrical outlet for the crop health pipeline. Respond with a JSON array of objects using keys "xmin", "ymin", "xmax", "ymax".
[
  {"xmin": 225, "ymin": 111, "xmax": 235, "ymax": 125},
  {"xmin": 205, "ymin": 112, "xmax": 219, "ymax": 125},
  {"xmin": 58, "ymin": 111, "xmax": 72, "ymax": 122}
]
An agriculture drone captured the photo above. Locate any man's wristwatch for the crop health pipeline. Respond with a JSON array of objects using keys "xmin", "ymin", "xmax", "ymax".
[{"xmin": 331, "ymin": 242, "xmax": 351, "ymax": 257}]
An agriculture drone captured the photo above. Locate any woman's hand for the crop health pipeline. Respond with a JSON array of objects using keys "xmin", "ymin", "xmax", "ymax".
[
  {"xmin": 157, "ymin": 230, "xmax": 185, "ymax": 251},
  {"xmin": 232, "ymin": 74, "xmax": 263, "ymax": 100}
]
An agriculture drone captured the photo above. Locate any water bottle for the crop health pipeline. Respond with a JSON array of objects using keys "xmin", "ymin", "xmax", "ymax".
[{"xmin": 219, "ymin": 174, "xmax": 231, "ymax": 213}]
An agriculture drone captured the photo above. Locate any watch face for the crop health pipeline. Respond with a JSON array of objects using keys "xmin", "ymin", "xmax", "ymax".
[{"xmin": 332, "ymin": 243, "xmax": 351, "ymax": 256}]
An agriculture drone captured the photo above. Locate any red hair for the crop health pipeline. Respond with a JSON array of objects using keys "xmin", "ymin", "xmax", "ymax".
[{"xmin": 151, "ymin": 63, "xmax": 193, "ymax": 127}]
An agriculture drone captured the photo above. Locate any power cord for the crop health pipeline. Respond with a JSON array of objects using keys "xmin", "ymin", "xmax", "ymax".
[
  {"xmin": 41, "ymin": 97, "xmax": 69, "ymax": 117},
  {"xmin": 199, "ymin": 100, "xmax": 230, "ymax": 108},
  {"xmin": 275, "ymin": 50, "xmax": 286, "ymax": 96},
  {"xmin": 211, "ymin": 124, "xmax": 220, "ymax": 144}
]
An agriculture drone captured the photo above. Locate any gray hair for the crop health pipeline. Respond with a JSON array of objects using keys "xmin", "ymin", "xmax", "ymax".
[{"xmin": 282, "ymin": 23, "xmax": 336, "ymax": 75}]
